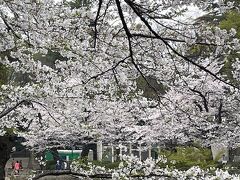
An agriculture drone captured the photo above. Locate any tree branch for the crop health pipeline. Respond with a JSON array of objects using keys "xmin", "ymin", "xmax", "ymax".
[
  {"xmin": 124, "ymin": 0, "xmax": 239, "ymax": 90},
  {"xmin": 83, "ymin": 56, "xmax": 130, "ymax": 84},
  {"xmin": 115, "ymin": 0, "xmax": 162, "ymax": 105},
  {"xmin": 0, "ymin": 12, "xmax": 33, "ymax": 47},
  {"xmin": 132, "ymin": 33, "xmax": 218, "ymax": 46},
  {"xmin": 31, "ymin": 100, "xmax": 61, "ymax": 125},
  {"xmin": 93, "ymin": 0, "xmax": 103, "ymax": 48},
  {"xmin": 216, "ymin": 99, "xmax": 223, "ymax": 124},
  {"xmin": 0, "ymin": 100, "xmax": 29, "ymax": 119},
  {"xmin": 0, "ymin": 100, "xmax": 60, "ymax": 125},
  {"xmin": 189, "ymin": 88, "xmax": 209, "ymax": 112}
]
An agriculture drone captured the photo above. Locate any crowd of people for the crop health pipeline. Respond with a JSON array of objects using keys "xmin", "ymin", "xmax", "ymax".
[
  {"xmin": 11, "ymin": 159, "xmax": 23, "ymax": 175},
  {"xmin": 12, "ymin": 158, "xmax": 67, "ymax": 174}
]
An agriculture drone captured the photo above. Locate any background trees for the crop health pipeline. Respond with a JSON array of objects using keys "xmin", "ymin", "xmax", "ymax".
[{"xmin": 0, "ymin": 0, "xmax": 240, "ymax": 177}]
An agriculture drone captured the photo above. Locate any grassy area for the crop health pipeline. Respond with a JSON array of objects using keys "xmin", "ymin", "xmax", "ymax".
[
  {"xmin": 158, "ymin": 146, "xmax": 218, "ymax": 170},
  {"xmin": 219, "ymin": 10, "xmax": 240, "ymax": 38}
]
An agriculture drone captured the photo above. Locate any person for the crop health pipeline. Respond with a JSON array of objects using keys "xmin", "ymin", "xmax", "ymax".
[
  {"xmin": 11, "ymin": 159, "xmax": 15, "ymax": 170},
  {"xmin": 55, "ymin": 160, "xmax": 62, "ymax": 170},
  {"xmin": 222, "ymin": 154, "xmax": 228, "ymax": 164},
  {"xmin": 14, "ymin": 161, "xmax": 20, "ymax": 175},
  {"xmin": 63, "ymin": 161, "xmax": 68, "ymax": 170}
]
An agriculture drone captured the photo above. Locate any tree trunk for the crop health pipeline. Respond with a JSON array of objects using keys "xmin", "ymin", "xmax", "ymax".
[
  {"xmin": 51, "ymin": 148, "xmax": 60, "ymax": 163},
  {"xmin": 0, "ymin": 136, "xmax": 15, "ymax": 179},
  {"xmin": 0, "ymin": 159, "xmax": 7, "ymax": 180},
  {"xmin": 36, "ymin": 150, "xmax": 46, "ymax": 170},
  {"xmin": 81, "ymin": 143, "xmax": 97, "ymax": 160}
]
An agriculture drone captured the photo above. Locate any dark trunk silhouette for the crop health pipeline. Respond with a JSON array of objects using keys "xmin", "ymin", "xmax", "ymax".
[
  {"xmin": 80, "ymin": 143, "xmax": 97, "ymax": 160},
  {"xmin": 0, "ymin": 136, "xmax": 15, "ymax": 179},
  {"xmin": 50, "ymin": 148, "xmax": 61, "ymax": 164}
]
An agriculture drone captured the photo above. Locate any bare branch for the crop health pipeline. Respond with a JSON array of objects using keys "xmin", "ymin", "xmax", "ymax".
[
  {"xmin": 189, "ymin": 88, "xmax": 209, "ymax": 112},
  {"xmin": 0, "ymin": 99, "xmax": 60, "ymax": 125},
  {"xmin": 216, "ymin": 99, "xmax": 223, "ymax": 124},
  {"xmin": 0, "ymin": 12, "xmax": 33, "ymax": 47},
  {"xmin": 93, "ymin": 0, "xmax": 103, "ymax": 48},
  {"xmin": 0, "ymin": 100, "xmax": 29, "ymax": 119},
  {"xmin": 31, "ymin": 101, "xmax": 61, "ymax": 125},
  {"xmin": 115, "ymin": 0, "xmax": 162, "ymax": 105},
  {"xmin": 132, "ymin": 33, "xmax": 218, "ymax": 46},
  {"xmin": 84, "ymin": 56, "xmax": 130, "ymax": 84},
  {"xmin": 124, "ymin": 0, "xmax": 239, "ymax": 90}
]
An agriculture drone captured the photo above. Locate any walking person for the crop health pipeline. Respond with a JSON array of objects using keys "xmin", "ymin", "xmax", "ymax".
[
  {"xmin": 14, "ymin": 161, "xmax": 20, "ymax": 175},
  {"xmin": 63, "ymin": 161, "xmax": 68, "ymax": 170},
  {"xmin": 55, "ymin": 160, "xmax": 62, "ymax": 170}
]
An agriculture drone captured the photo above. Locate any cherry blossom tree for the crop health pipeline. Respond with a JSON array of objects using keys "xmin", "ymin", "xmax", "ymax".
[{"xmin": 0, "ymin": 0, "xmax": 240, "ymax": 178}]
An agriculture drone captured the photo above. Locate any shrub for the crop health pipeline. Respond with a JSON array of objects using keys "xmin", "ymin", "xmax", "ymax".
[
  {"xmin": 45, "ymin": 160, "xmax": 56, "ymax": 170},
  {"xmin": 158, "ymin": 146, "xmax": 217, "ymax": 170}
]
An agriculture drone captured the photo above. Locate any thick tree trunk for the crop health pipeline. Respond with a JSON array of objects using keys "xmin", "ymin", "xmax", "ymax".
[
  {"xmin": 81, "ymin": 143, "xmax": 97, "ymax": 160},
  {"xmin": 51, "ymin": 148, "xmax": 60, "ymax": 163},
  {"xmin": 0, "ymin": 160, "xmax": 7, "ymax": 180},
  {"xmin": 36, "ymin": 151, "xmax": 46, "ymax": 170},
  {"xmin": 0, "ymin": 136, "xmax": 15, "ymax": 180}
]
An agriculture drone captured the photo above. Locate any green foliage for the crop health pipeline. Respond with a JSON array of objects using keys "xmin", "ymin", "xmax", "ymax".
[
  {"xmin": 188, "ymin": 44, "xmax": 213, "ymax": 58},
  {"xmin": 218, "ymin": 51, "xmax": 240, "ymax": 86},
  {"xmin": 0, "ymin": 63, "xmax": 9, "ymax": 86},
  {"xmin": 74, "ymin": 157, "xmax": 120, "ymax": 170},
  {"xmin": 4, "ymin": 127, "xmax": 15, "ymax": 136},
  {"xmin": 33, "ymin": 50, "xmax": 67, "ymax": 68},
  {"xmin": 67, "ymin": 0, "xmax": 91, "ymax": 9},
  {"xmin": 224, "ymin": 0, "xmax": 240, "ymax": 6},
  {"xmin": 219, "ymin": 10, "xmax": 240, "ymax": 38},
  {"xmin": 192, "ymin": 6, "xmax": 240, "ymax": 85},
  {"xmin": 136, "ymin": 76, "xmax": 167, "ymax": 99},
  {"xmin": 45, "ymin": 160, "xmax": 56, "ymax": 170},
  {"xmin": 227, "ymin": 161, "xmax": 240, "ymax": 171},
  {"xmin": 74, "ymin": 147, "xmax": 217, "ymax": 172},
  {"xmin": 45, "ymin": 151, "xmax": 54, "ymax": 161},
  {"xmin": 158, "ymin": 146, "xmax": 217, "ymax": 170},
  {"xmin": 92, "ymin": 160, "xmax": 120, "ymax": 169},
  {"xmin": 218, "ymin": 10, "xmax": 240, "ymax": 83},
  {"xmin": 188, "ymin": 37, "xmax": 239, "ymax": 85}
]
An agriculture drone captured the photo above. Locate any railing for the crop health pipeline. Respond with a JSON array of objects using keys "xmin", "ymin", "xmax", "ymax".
[{"xmin": 6, "ymin": 169, "xmax": 72, "ymax": 179}]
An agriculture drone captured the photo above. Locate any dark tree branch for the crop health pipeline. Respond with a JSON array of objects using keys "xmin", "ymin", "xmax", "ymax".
[
  {"xmin": 0, "ymin": 99, "xmax": 60, "ymax": 125},
  {"xmin": 115, "ymin": 0, "xmax": 132, "ymax": 38},
  {"xmin": 16, "ymin": 118, "xmax": 33, "ymax": 132},
  {"xmin": 124, "ymin": 0, "xmax": 239, "ymax": 90},
  {"xmin": 115, "ymin": 0, "xmax": 162, "ymax": 105},
  {"xmin": 216, "ymin": 99, "xmax": 223, "ymax": 124},
  {"xmin": 132, "ymin": 33, "xmax": 218, "ymax": 46},
  {"xmin": 93, "ymin": 0, "xmax": 103, "ymax": 48},
  {"xmin": 189, "ymin": 88, "xmax": 209, "ymax": 112},
  {"xmin": 193, "ymin": 101, "xmax": 203, "ymax": 112},
  {"xmin": 112, "ymin": 69, "xmax": 123, "ymax": 92},
  {"xmin": 98, "ymin": 0, "xmax": 113, "ymax": 24},
  {"xmin": 0, "ymin": 100, "xmax": 29, "ymax": 119},
  {"xmin": 38, "ymin": 112, "xmax": 44, "ymax": 128},
  {"xmin": 83, "ymin": 56, "xmax": 130, "ymax": 84},
  {"xmin": 31, "ymin": 100, "xmax": 61, "ymax": 125},
  {"xmin": 0, "ymin": 12, "xmax": 33, "ymax": 47}
]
